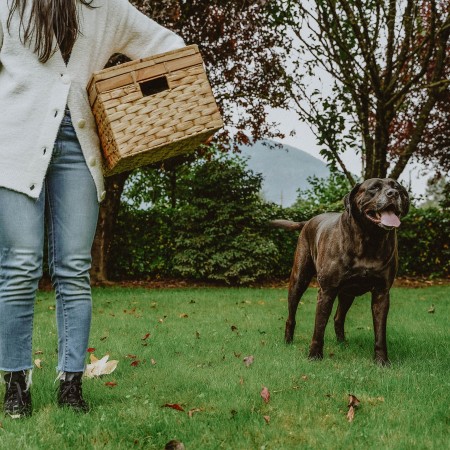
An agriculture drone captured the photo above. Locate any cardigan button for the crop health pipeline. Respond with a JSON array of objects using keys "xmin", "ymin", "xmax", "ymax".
[{"xmin": 78, "ymin": 119, "xmax": 86, "ymax": 129}]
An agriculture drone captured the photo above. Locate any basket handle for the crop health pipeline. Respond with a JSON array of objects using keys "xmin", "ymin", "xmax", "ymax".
[{"xmin": 138, "ymin": 76, "xmax": 170, "ymax": 97}]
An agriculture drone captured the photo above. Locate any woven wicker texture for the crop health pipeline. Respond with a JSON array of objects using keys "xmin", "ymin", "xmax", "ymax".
[{"xmin": 88, "ymin": 45, "xmax": 223, "ymax": 176}]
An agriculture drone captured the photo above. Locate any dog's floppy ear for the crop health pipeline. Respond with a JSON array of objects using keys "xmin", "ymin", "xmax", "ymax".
[
  {"xmin": 398, "ymin": 183, "xmax": 410, "ymax": 217},
  {"xmin": 343, "ymin": 182, "xmax": 362, "ymax": 215}
]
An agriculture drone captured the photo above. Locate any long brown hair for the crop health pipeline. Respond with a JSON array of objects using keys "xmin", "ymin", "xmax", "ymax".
[{"xmin": 7, "ymin": 0, "xmax": 95, "ymax": 63}]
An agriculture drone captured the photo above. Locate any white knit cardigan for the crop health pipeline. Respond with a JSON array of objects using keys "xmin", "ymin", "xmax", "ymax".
[{"xmin": 0, "ymin": 0, "xmax": 185, "ymax": 202}]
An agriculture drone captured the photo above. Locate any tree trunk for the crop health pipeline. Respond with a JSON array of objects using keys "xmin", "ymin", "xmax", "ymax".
[{"xmin": 90, "ymin": 172, "xmax": 130, "ymax": 283}]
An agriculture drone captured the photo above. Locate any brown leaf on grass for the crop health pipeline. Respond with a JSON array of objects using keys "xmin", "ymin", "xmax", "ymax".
[
  {"xmin": 87, "ymin": 347, "xmax": 96, "ymax": 353},
  {"xmin": 105, "ymin": 381, "xmax": 117, "ymax": 388},
  {"xmin": 243, "ymin": 355, "xmax": 254, "ymax": 367},
  {"xmin": 151, "ymin": 359, "xmax": 157, "ymax": 365},
  {"xmin": 428, "ymin": 304, "xmax": 435, "ymax": 313},
  {"xmin": 347, "ymin": 405, "xmax": 355, "ymax": 422},
  {"xmin": 162, "ymin": 403, "xmax": 185, "ymax": 412},
  {"xmin": 188, "ymin": 407, "xmax": 204, "ymax": 418},
  {"xmin": 34, "ymin": 359, "xmax": 43, "ymax": 369},
  {"xmin": 347, "ymin": 394, "xmax": 361, "ymax": 422},
  {"xmin": 261, "ymin": 386, "xmax": 270, "ymax": 403},
  {"xmin": 125, "ymin": 354, "xmax": 137, "ymax": 359},
  {"xmin": 34, "ymin": 350, "xmax": 44, "ymax": 355},
  {"xmin": 302, "ymin": 375, "xmax": 308, "ymax": 381},
  {"xmin": 348, "ymin": 394, "xmax": 360, "ymax": 407},
  {"xmin": 231, "ymin": 325, "xmax": 238, "ymax": 332},
  {"xmin": 179, "ymin": 313, "xmax": 189, "ymax": 318},
  {"xmin": 234, "ymin": 352, "xmax": 241, "ymax": 358},
  {"xmin": 141, "ymin": 333, "xmax": 151, "ymax": 340},
  {"xmin": 131, "ymin": 360, "xmax": 140, "ymax": 367},
  {"xmin": 263, "ymin": 415, "xmax": 270, "ymax": 424},
  {"xmin": 164, "ymin": 440, "xmax": 185, "ymax": 450}
]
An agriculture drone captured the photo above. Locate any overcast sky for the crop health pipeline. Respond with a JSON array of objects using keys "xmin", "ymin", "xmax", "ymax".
[{"xmin": 267, "ymin": 106, "xmax": 430, "ymax": 197}]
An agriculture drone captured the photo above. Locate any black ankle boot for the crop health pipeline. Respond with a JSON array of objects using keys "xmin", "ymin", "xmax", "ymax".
[
  {"xmin": 3, "ymin": 371, "xmax": 32, "ymax": 419},
  {"xmin": 58, "ymin": 372, "xmax": 89, "ymax": 413}
]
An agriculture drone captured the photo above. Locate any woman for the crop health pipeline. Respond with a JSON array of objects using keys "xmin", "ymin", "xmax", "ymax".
[{"xmin": 0, "ymin": 0, "xmax": 184, "ymax": 418}]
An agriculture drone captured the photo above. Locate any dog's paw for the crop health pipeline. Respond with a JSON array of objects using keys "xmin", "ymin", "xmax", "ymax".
[
  {"xmin": 374, "ymin": 354, "xmax": 391, "ymax": 367},
  {"xmin": 308, "ymin": 350, "xmax": 324, "ymax": 361}
]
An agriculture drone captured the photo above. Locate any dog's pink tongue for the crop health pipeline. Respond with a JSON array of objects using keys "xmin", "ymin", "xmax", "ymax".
[{"xmin": 380, "ymin": 211, "xmax": 401, "ymax": 227}]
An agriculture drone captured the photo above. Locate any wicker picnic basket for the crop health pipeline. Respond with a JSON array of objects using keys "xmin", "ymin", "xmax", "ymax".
[{"xmin": 87, "ymin": 45, "xmax": 223, "ymax": 176}]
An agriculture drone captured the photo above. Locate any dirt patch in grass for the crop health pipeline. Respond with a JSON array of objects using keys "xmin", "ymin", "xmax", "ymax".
[{"xmin": 38, "ymin": 275, "xmax": 449, "ymax": 292}]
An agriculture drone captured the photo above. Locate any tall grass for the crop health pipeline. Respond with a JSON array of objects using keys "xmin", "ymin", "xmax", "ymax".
[{"xmin": 1, "ymin": 286, "xmax": 448, "ymax": 449}]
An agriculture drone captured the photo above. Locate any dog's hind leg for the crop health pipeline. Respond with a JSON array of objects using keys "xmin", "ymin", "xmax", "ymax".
[
  {"xmin": 308, "ymin": 288, "xmax": 338, "ymax": 360},
  {"xmin": 334, "ymin": 294, "xmax": 355, "ymax": 342},
  {"xmin": 285, "ymin": 251, "xmax": 314, "ymax": 344}
]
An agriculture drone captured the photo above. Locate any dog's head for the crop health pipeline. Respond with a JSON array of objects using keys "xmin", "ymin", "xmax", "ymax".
[{"xmin": 344, "ymin": 178, "xmax": 410, "ymax": 231}]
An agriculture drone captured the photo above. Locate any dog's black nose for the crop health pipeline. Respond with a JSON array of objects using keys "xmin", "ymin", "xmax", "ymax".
[{"xmin": 386, "ymin": 188, "xmax": 399, "ymax": 198}]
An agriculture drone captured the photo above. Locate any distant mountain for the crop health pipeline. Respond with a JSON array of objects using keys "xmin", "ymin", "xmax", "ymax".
[{"xmin": 239, "ymin": 139, "xmax": 329, "ymax": 206}]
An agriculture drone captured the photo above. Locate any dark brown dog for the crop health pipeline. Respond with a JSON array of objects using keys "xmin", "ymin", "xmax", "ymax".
[{"xmin": 272, "ymin": 178, "xmax": 410, "ymax": 365}]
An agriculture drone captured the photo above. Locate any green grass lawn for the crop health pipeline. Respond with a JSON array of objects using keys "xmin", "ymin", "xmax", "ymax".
[{"xmin": 1, "ymin": 285, "xmax": 449, "ymax": 449}]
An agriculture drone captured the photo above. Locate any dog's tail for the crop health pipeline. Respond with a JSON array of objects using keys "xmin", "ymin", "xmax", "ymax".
[{"xmin": 269, "ymin": 219, "xmax": 306, "ymax": 232}]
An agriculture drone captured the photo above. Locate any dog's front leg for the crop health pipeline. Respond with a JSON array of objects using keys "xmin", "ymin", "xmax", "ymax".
[
  {"xmin": 371, "ymin": 289, "xmax": 390, "ymax": 365},
  {"xmin": 309, "ymin": 288, "xmax": 337, "ymax": 359}
]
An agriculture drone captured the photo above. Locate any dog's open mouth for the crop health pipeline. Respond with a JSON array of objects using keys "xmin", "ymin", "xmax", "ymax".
[{"xmin": 365, "ymin": 206, "xmax": 401, "ymax": 229}]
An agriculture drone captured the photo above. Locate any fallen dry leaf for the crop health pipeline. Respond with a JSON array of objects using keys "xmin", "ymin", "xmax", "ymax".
[
  {"xmin": 263, "ymin": 415, "xmax": 270, "ymax": 424},
  {"xmin": 126, "ymin": 354, "xmax": 137, "ymax": 359},
  {"xmin": 188, "ymin": 407, "xmax": 204, "ymax": 418},
  {"xmin": 231, "ymin": 325, "xmax": 238, "ymax": 332},
  {"xmin": 347, "ymin": 406, "xmax": 355, "ymax": 422},
  {"xmin": 151, "ymin": 359, "xmax": 157, "ymax": 365},
  {"xmin": 87, "ymin": 347, "xmax": 96, "ymax": 353},
  {"xmin": 34, "ymin": 359, "xmax": 43, "ymax": 369},
  {"xmin": 164, "ymin": 440, "xmax": 185, "ymax": 450},
  {"xmin": 261, "ymin": 386, "xmax": 270, "ymax": 403},
  {"xmin": 84, "ymin": 354, "xmax": 119, "ymax": 378},
  {"xmin": 428, "ymin": 305, "xmax": 435, "ymax": 313},
  {"xmin": 179, "ymin": 313, "xmax": 189, "ymax": 318},
  {"xmin": 302, "ymin": 375, "xmax": 308, "ymax": 381},
  {"xmin": 243, "ymin": 355, "xmax": 254, "ymax": 367},
  {"xmin": 34, "ymin": 350, "xmax": 44, "ymax": 355},
  {"xmin": 105, "ymin": 381, "xmax": 117, "ymax": 388},
  {"xmin": 347, "ymin": 394, "xmax": 361, "ymax": 422},
  {"xmin": 162, "ymin": 403, "xmax": 185, "ymax": 412},
  {"xmin": 130, "ymin": 360, "xmax": 141, "ymax": 367},
  {"xmin": 141, "ymin": 333, "xmax": 151, "ymax": 340}
]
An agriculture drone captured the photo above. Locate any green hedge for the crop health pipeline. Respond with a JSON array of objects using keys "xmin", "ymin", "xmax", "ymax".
[
  {"xmin": 397, "ymin": 207, "xmax": 450, "ymax": 278},
  {"xmin": 108, "ymin": 156, "xmax": 449, "ymax": 283},
  {"xmin": 109, "ymin": 204, "xmax": 449, "ymax": 283}
]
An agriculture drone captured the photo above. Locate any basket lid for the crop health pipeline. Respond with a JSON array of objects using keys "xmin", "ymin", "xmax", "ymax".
[{"xmin": 87, "ymin": 45, "xmax": 202, "ymax": 104}]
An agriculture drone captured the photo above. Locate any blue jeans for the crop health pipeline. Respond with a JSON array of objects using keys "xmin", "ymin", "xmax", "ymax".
[{"xmin": 0, "ymin": 109, "xmax": 99, "ymax": 373}]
